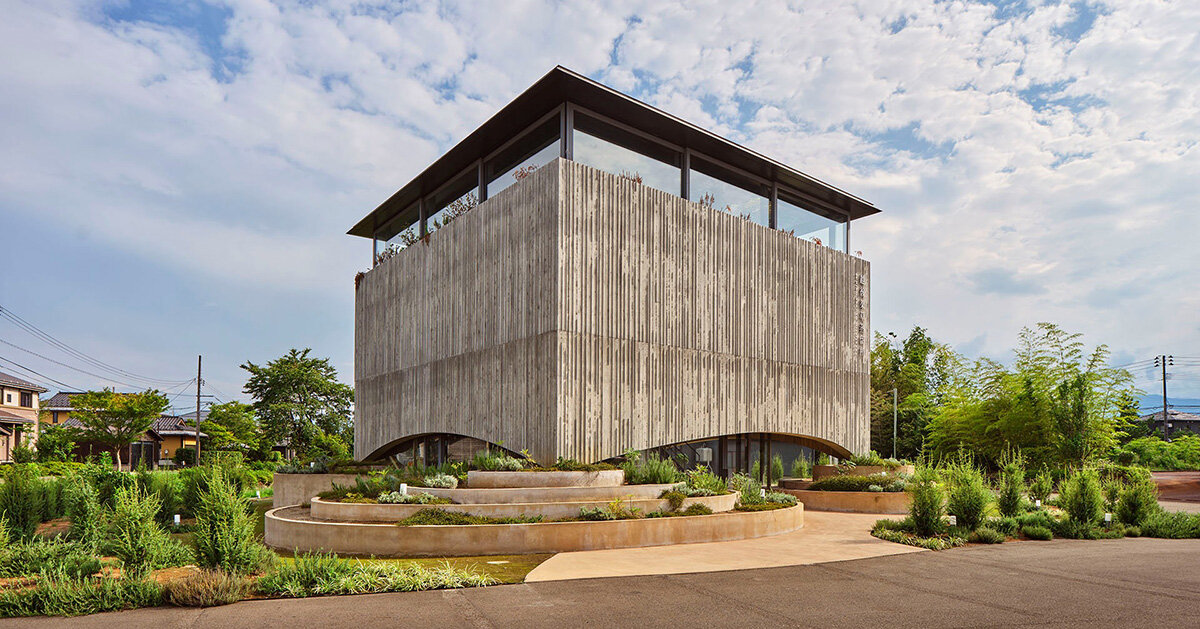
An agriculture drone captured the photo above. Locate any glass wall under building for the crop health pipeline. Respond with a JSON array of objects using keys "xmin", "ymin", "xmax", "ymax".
[
  {"xmin": 572, "ymin": 112, "xmax": 681, "ymax": 195},
  {"xmin": 776, "ymin": 193, "xmax": 847, "ymax": 251},
  {"xmin": 688, "ymin": 158, "xmax": 770, "ymax": 228},
  {"xmin": 485, "ymin": 114, "xmax": 560, "ymax": 197}
]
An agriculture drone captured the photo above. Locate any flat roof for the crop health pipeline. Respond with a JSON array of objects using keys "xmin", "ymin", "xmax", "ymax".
[{"xmin": 349, "ymin": 66, "xmax": 880, "ymax": 238}]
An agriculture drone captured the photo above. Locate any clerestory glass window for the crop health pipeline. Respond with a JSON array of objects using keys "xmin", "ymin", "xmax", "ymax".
[
  {"xmin": 776, "ymin": 193, "xmax": 847, "ymax": 251},
  {"xmin": 688, "ymin": 158, "xmax": 770, "ymax": 227},
  {"xmin": 572, "ymin": 112, "xmax": 681, "ymax": 195}
]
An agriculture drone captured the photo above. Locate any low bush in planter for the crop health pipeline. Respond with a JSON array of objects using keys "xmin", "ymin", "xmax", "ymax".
[
  {"xmin": 809, "ymin": 474, "xmax": 905, "ymax": 492},
  {"xmin": 378, "ymin": 491, "xmax": 450, "ymax": 505},
  {"xmin": 871, "ymin": 527, "xmax": 966, "ymax": 550},
  {"xmin": 164, "ymin": 569, "xmax": 253, "ymax": 607},
  {"xmin": 647, "ymin": 504, "xmax": 713, "ymax": 518},
  {"xmin": 256, "ymin": 551, "xmax": 495, "ymax": 598},
  {"xmin": 395, "ymin": 509, "xmax": 542, "ymax": 526},
  {"xmin": 622, "ymin": 452, "xmax": 680, "ymax": 484}
]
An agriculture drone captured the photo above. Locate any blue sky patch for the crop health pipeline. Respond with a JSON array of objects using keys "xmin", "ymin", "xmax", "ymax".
[{"xmin": 101, "ymin": 0, "xmax": 244, "ymax": 82}]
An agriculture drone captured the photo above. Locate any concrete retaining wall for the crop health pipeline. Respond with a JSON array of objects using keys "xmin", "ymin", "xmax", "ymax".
[
  {"xmin": 273, "ymin": 473, "xmax": 364, "ymax": 507},
  {"xmin": 467, "ymin": 470, "xmax": 624, "ymax": 488},
  {"xmin": 780, "ymin": 488, "xmax": 910, "ymax": 514},
  {"xmin": 419, "ymin": 483, "xmax": 675, "ymax": 504},
  {"xmin": 265, "ymin": 503, "xmax": 803, "ymax": 557},
  {"xmin": 309, "ymin": 492, "xmax": 737, "ymax": 522}
]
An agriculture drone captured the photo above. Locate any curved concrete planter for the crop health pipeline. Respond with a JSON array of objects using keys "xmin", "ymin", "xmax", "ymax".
[
  {"xmin": 310, "ymin": 492, "xmax": 737, "ymax": 522},
  {"xmin": 265, "ymin": 503, "xmax": 803, "ymax": 557},
  {"xmin": 467, "ymin": 470, "xmax": 624, "ymax": 488},
  {"xmin": 418, "ymin": 483, "xmax": 676, "ymax": 504},
  {"xmin": 781, "ymin": 488, "xmax": 911, "ymax": 514},
  {"xmin": 273, "ymin": 473, "xmax": 363, "ymax": 507},
  {"xmin": 812, "ymin": 465, "xmax": 915, "ymax": 481}
]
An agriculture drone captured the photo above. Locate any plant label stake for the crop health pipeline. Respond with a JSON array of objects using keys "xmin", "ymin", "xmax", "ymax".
[
  {"xmin": 948, "ymin": 515, "xmax": 957, "ymax": 527},
  {"xmin": 400, "ymin": 483, "xmax": 408, "ymax": 496},
  {"xmin": 1104, "ymin": 512, "xmax": 1112, "ymax": 523},
  {"xmin": 174, "ymin": 514, "xmax": 181, "ymax": 526},
  {"xmin": 1035, "ymin": 499, "xmax": 1041, "ymax": 508},
  {"xmin": 256, "ymin": 490, "xmax": 261, "ymax": 499}
]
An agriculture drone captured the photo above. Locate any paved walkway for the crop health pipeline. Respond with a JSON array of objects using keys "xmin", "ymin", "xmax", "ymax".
[
  {"xmin": 10, "ymin": 536, "xmax": 1200, "ymax": 628},
  {"xmin": 525, "ymin": 510, "xmax": 922, "ymax": 581}
]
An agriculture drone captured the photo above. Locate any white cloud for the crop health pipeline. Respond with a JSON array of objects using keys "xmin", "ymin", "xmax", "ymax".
[{"xmin": 1, "ymin": 0, "xmax": 1197, "ymax": 396}]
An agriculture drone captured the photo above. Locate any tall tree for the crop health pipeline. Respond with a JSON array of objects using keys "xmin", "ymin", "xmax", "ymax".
[
  {"xmin": 241, "ymin": 349, "xmax": 353, "ymax": 459},
  {"xmin": 68, "ymin": 389, "xmax": 168, "ymax": 468},
  {"xmin": 870, "ymin": 327, "xmax": 960, "ymax": 459},
  {"xmin": 925, "ymin": 323, "xmax": 1136, "ymax": 468}
]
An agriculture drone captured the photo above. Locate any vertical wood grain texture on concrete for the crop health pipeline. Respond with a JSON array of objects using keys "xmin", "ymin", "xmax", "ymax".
[{"xmin": 355, "ymin": 159, "xmax": 870, "ymax": 463}]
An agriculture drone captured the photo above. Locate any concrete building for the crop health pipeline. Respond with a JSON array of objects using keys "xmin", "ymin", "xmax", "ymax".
[
  {"xmin": 349, "ymin": 67, "xmax": 880, "ymax": 471},
  {"xmin": 0, "ymin": 371, "xmax": 45, "ymax": 462}
]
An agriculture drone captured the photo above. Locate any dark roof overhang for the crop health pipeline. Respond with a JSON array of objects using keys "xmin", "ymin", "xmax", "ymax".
[{"xmin": 348, "ymin": 66, "xmax": 880, "ymax": 238}]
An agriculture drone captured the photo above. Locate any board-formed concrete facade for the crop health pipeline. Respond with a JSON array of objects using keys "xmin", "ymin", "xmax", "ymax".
[{"xmin": 355, "ymin": 159, "xmax": 870, "ymax": 463}]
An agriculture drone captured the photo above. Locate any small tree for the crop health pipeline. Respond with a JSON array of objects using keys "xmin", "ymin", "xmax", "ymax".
[
  {"xmin": 34, "ymin": 425, "xmax": 75, "ymax": 462},
  {"xmin": 194, "ymin": 467, "xmax": 266, "ymax": 575},
  {"xmin": 997, "ymin": 461, "xmax": 1025, "ymax": 518},
  {"xmin": 68, "ymin": 389, "xmax": 168, "ymax": 468},
  {"xmin": 191, "ymin": 401, "xmax": 262, "ymax": 453},
  {"xmin": 909, "ymin": 467, "xmax": 945, "ymax": 537}
]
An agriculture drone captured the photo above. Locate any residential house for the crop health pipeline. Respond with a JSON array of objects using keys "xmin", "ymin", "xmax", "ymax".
[{"xmin": 0, "ymin": 371, "xmax": 46, "ymax": 462}]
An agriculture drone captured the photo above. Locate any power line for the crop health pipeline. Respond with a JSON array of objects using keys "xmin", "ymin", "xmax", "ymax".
[
  {"xmin": 0, "ymin": 338, "xmax": 148, "ymax": 390},
  {"xmin": 0, "ymin": 305, "xmax": 192, "ymax": 386},
  {"xmin": 0, "ymin": 355, "xmax": 82, "ymax": 391}
]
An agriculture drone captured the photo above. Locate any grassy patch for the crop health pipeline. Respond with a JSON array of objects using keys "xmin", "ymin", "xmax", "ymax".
[
  {"xmin": 395, "ymin": 509, "xmax": 543, "ymax": 526},
  {"xmin": 256, "ymin": 552, "xmax": 495, "ymax": 597}
]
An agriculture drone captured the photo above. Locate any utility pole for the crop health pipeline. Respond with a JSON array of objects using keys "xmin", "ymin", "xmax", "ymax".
[
  {"xmin": 194, "ymin": 355, "xmax": 202, "ymax": 464},
  {"xmin": 892, "ymin": 388, "xmax": 898, "ymax": 460},
  {"xmin": 1155, "ymin": 355, "xmax": 1173, "ymax": 439}
]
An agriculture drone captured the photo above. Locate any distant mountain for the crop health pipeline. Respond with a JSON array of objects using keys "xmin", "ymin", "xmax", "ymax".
[{"xmin": 1138, "ymin": 394, "xmax": 1200, "ymax": 413}]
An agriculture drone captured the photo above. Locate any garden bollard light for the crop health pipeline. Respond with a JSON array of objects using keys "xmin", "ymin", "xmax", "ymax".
[
  {"xmin": 400, "ymin": 483, "xmax": 408, "ymax": 495},
  {"xmin": 1035, "ymin": 499, "xmax": 1041, "ymax": 508},
  {"xmin": 256, "ymin": 490, "xmax": 261, "ymax": 499},
  {"xmin": 174, "ymin": 514, "xmax": 180, "ymax": 526}
]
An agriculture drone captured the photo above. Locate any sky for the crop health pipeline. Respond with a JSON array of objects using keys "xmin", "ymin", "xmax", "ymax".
[{"xmin": 1, "ymin": 0, "xmax": 1198, "ymax": 413}]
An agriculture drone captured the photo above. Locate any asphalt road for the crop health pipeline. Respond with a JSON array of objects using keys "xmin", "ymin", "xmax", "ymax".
[{"xmin": 7, "ymin": 536, "xmax": 1200, "ymax": 629}]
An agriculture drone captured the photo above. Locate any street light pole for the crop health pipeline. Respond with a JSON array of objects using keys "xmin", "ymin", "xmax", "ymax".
[{"xmin": 892, "ymin": 388, "xmax": 898, "ymax": 460}]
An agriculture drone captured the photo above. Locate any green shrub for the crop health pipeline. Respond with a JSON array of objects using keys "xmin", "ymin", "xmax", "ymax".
[
  {"xmin": 578, "ymin": 498, "xmax": 641, "ymax": 521},
  {"xmin": 1122, "ymin": 435, "xmax": 1200, "ymax": 470},
  {"xmin": 734, "ymin": 502, "xmax": 793, "ymax": 512},
  {"xmin": 0, "ymin": 539, "xmax": 101, "ymax": 578},
  {"xmin": 35, "ymin": 426, "xmax": 75, "ymax": 463},
  {"xmin": 809, "ymin": 474, "xmax": 902, "ymax": 492},
  {"xmin": 683, "ymin": 466, "xmax": 726, "ymax": 494},
  {"xmin": 38, "ymin": 461, "xmax": 87, "ymax": 477},
  {"xmin": 0, "ymin": 464, "xmax": 45, "ymax": 540},
  {"xmin": 996, "ymin": 462, "xmax": 1025, "ymax": 518},
  {"xmin": 257, "ymin": 552, "xmax": 494, "ymax": 598},
  {"xmin": 659, "ymin": 489, "xmax": 686, "ymax": 512},
  {"xmin": 946, "ymin": 462, "xmax": 991, "ymax": 531},
  {"xmin": 622, "ymin": 452, "xmax": 680, "ymax": 485},
  {"xmin": 1116, "ymin": 477, "xmax": 1160, "ymax": 527},
  {"xmin": 471, "ymin": 450, "xmax": 525, "ymax": 471},
  {"xmin": 1061, "ymin": 468, "xmax": 1104, "ymax": 526},
  {"xmin": 1029, "ymin": 469, "xmax": 1054, "ymax": 506},
  {"xmin": 682, "ymin": 503, "xmax": 712, "ymax": 516},
  {"xmin": 67, "ymin": 482, "xmax": 104, "ymax": 548},
  {"xmin": 730, "ymin": 473, "xmax": 763, "ymax": 506},
  {"xmin": 136, "ymin": 470, "xmax": 184, "ymax": 527},
  {"xmin": 1101, "ymin": 479, "xmax": 1122, "ymax": 513},
  {"xmin": 193, "ymin": 467, "xmax": 267, "ymax": 576},
  {"xmin": 549, "ymin": 457, "xmax": 616, "ymax": 472},
  {"xmin": 987, "ymin": 516, "xmax": 1020, "ymax": 537},
  {"xmin": 872, "ymin": 528, "xmax": 966, "ymax": 550},
  {"xmin": 377, "ymin": 491, "xmax": 450, "ymax": 505},
  {"xmin": 872, "ymin": 517, "xmax": 913, "ymax": 533},
  {"xmin": 105, "ymin": 486, "xmax": 193, "ymax": 578},
  {"xmin": 1124, "ymin": 525, "xmax": 1141, "ymax": 537},
  {"xmin": 790, "ymin": 456, "xmax": 810, "ymax": 479},
  {"xmin": 421, "ymin": 474, "xmax": 458, "ymax": 489},
  {"xmin": 848, "ymin": 451, "xmax": 904, "ymax": 469},
  {"xmin": 770, "ymin": 454, "xmax": 785, "ymax": 484},
  {"xmin": 1022, "ymin": 525, "xmax": 1053, "ymax": 540},
  {"xmin": 968, "ymin": 527, "xmax": 1005, "ymax": 544},
  {"xmin": 164, "ymin": 569, "xmax": 253, "ymax": 607},
  {"xmin": 0, "ymin": 572, "xmax": 162, "ymax": 618},
  {"xmin": 1140, "ymin": 511, "xmax": 1200, "ymax": 539},
  {"xmin": 395, "ymin": 509, "xmax": 542, "ymax": 526},
  {"xmin": 909, "ymin": 467, "xmax": 945, "ymax": 537},
  {"xmin": 764, "ymin": 491, "xmax": 798, "ymax": 506}
]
